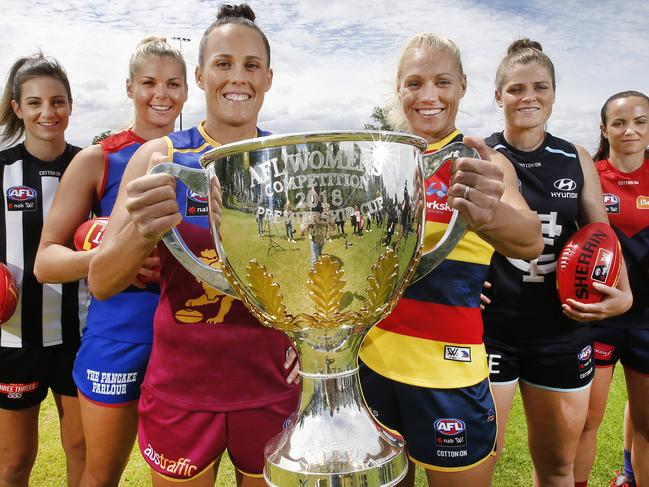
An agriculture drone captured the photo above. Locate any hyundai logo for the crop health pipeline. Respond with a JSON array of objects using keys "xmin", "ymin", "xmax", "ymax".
[{"xmin": 553, "ymin": 178, "xmax": 577, "ymax": 191}]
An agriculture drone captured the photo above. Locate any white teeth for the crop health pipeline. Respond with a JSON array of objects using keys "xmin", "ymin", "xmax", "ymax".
[
  {"xmin": 224, "ymin": 93, "xmax": 251, "ymax": 101},
  {"xmin": 518, "ymin": 107, "xmax": 539, "ymax": 112},
  {"xmin": 150, "ymin": 105, "xmax": 172, "ymax": 112},
  {"xmin": 417, "ymin": 108, "xmax": 442, "ymax": 116},
  {"xmin": 38, "ymin": 121, "xmax": 57, "ymax": 126}
]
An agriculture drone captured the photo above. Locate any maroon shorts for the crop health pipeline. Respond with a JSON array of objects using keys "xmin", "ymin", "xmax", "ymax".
[{"xmin": 137, "ymin": 385, "xmax": 298, "ymax": 480}]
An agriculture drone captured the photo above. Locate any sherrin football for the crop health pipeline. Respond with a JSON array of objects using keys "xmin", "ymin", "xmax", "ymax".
[
  {"xmin": 557, "ymin": 222, "xmax": 622, "ymax": 305},
  {"xmin": 74, "ymin": 217, "xmax": 109, "ymax": 251},
  {"xmin": 0, "ymin": 262, "xmax": 18, "ymax": 325}
]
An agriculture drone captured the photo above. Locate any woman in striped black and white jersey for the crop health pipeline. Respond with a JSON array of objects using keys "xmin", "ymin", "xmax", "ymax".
[{"xmin": 0, "ymin": 53, "xmax": 86, "ymax": 487}]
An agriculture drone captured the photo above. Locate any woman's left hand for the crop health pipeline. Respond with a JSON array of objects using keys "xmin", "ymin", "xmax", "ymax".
[
  {"xmin": 284, "ymin": 347, "xmax": 301, "ymax": 384},
  {"xmin": 447, "ymin": 137, "xmax": 505, "ymax": 231},
  {"xmin": 562, "ymin": 282, "xmax": 633, "ymax": 322}
]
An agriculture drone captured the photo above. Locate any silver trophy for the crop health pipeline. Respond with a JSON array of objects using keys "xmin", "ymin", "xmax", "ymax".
[{"xmin": 151, "ymin": 132, "xmax": 474, "ymax": 486}]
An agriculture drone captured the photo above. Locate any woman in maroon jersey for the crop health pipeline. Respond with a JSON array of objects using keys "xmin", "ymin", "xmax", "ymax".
[{"xmin": 574, "ymin": 91, "xmax": 649, "ymax": 487}]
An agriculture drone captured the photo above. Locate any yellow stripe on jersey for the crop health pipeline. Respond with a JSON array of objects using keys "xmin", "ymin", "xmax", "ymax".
[
  {"xmin": 360, "ymin": 327, "xmax": 489, "ymax": 389},
  {"xmin": 423, "ymin": 221, "xmax": 494, "ymax": 265},
  {"xmin": 426, "ymin": 130, "xmax": 461, "ymax": 152}
]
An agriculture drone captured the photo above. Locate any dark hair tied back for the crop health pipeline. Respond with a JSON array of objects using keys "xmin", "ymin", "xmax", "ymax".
[
  {"xmin": 507, "ymin": 38, "xmax": 543, "ymax": 55},
  {"xmin": 217, "ymin": 3, "xmax": 255, "ymax": 22}
]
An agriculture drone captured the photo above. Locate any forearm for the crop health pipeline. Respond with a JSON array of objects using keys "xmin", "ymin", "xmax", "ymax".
[
  {"xmin": 477, "ymin": 203, "xmax": 543, "ymax": 260},
  {"xmin": 88, "ymin": 221, "xmax": 158, "ymax": 299},
  {"xmin": 34, "ymin": 244, "xmax": 94, "ymax": 283}
]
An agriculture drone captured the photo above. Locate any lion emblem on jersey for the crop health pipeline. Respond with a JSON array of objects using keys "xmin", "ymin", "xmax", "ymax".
[{"xmin": 174, "ymin": 249, "xmax": 234, "ymax": 325}]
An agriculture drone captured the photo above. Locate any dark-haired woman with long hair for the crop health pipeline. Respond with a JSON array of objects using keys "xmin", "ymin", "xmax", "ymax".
[
  {"xmin": 574, "ymin": 90, "xmax": 649, "ymax": 487},
  {"xmin": 34, "ymin": 36, "xmax": 187, "ymax": 487},
  {"xmin": 0, "ymin": 53, "xmax": 86, "ymax": 487},
  {"xmin": 88, "ymin": 4, "xmax": 299, "ymax": 486},
  {"xmin": 481, "ymin": 39, "xmax": 632, "ymax": 486}
]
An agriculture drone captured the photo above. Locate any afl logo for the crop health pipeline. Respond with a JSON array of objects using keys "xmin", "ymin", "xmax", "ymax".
[
  {"xmin": 7, "ymin": 186, "xmax": 37, "ymax": 201},
  {"xmin": 579, "ymin": 345, "xmax": 592, "ymax": 361},
  {"xmin": 186, "ymin": 189, "xmax": 208, "ymax": 203},
  {"xmin": 603, "ymin": 193, "xmax": 620, "ymax": 206},
  {"xmin": 554, "ymin": 178, "xmax": 577, "ymax": 191},
  {"xmin": 426, "ymin": 181, "xmax": 447, "ymax": 199},
  {"xmin": 434, "ymin": 418, "xmax": 466, "ymax": 435}
]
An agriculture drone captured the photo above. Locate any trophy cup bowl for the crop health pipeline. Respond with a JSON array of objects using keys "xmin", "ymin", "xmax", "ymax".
[{"xmin": 151, "ymin": 131, "xmax": 473, "ymax": 486}]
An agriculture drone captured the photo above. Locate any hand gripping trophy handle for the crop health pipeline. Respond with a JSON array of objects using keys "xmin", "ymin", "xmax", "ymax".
[{"xmin": 148, "ymin": 163, "xmax": 237, "ymax": 297}]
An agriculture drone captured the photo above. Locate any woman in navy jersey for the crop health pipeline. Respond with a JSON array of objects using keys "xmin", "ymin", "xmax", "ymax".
[
  {"xmin": 0, "ymin": 53, "xmax": 86, "ymax": 487},
  {"xmin": 482, "ymin": 39, "xmax": 632, "ymax": 486},
  {"xmin": 88, "ymin": 4, "xmax": 300, "ymax": 486},
  {"xmin": 34, "ymin": 37, "xmax": 187, "ymax": 486},
  {"xmin": 358, "ymin": 32, "xmax": 542, "ymax": 486},
  {"xmin": 574, "ymin": 91, "xmax": 649, "ymax": 487}
]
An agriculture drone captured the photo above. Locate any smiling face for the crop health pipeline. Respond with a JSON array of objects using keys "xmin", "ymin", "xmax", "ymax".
[
  {"xmin": 127, "ymin": 55, "xmax": 187, "ymax": 133},
  {"xmin": 11, "ymin": 76, "xmax": 71, "ymax": 144},
  {"xmin": 496, "ymin": 61, "xmax": 555, "ymax": 131},
  {"xmin": 397, "ymin": 47, "xmax": 466, "ymax": 144},
  {"xmin": 602, "ymin": 96, "xmax": 649, "ymax": 157},
  {"xmin": 196, "ymin": 23, "xmax": 273, "ymax": 134}
]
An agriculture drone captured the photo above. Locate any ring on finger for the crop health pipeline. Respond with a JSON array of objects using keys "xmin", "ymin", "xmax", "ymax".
[{"xmin": 463, "ymin": 184, "xmax": 471, "ymax": 200}]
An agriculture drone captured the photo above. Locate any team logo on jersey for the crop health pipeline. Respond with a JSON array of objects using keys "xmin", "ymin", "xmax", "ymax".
[
  {"xmin": 426, "ymin": 181, "xmax": 447, "ymax": 198},
  {"xmin": 6, "ymin": 185, "xmax": 37, "ymax": 211},
  {"xmin": 551, "ymin": 178, "xmax": 578, "ymax": 199},
  {"xmin": 603, "ymin": 193, "xmax": 620, "ymax": 213},
  {"xmin": 444, "ymin": 345, "xmax": 472, "ymax": 362},
  {"xmin": 434, "ymin": 418, "xmax": 467, "ymax": 447},
  {"xmin": 425, "ymin": 178, "xmax": 452, "ymax": 218},
  {"xmin": 185, "ymin": 188, "xmax": 208, "ymax": 217},
  {"xmin": 636, "ymin": 196, "xmax": 649, "ymax": 209}
]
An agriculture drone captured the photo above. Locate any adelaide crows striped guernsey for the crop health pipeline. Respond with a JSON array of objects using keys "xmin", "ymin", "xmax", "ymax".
[
  {"xmin": 360, "ymin": 131, "xmax": 494, "ymax": 389},
  {"xmin": 483, "ymin": 131, "xmax": 584, "ymax": 340},
  {"xmin": 596, "ymin": 157, "xmax": 649, "ymax": 329},
  {"xmin": 142, "ymin": 123, "xmax": 299, "ymax": 411},
  {"xmin": 0, "ymin": 143, "xmax": 88, "ymax": 348}
]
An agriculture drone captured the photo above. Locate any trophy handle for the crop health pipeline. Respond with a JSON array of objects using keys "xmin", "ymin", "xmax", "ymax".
[
  {"xmin": 149, "ymin": 163, "xmax": 237, "ymax": 297},
  {"xmin": 411, "ymin": 142, "xmax": 476, "ymax": 283}
]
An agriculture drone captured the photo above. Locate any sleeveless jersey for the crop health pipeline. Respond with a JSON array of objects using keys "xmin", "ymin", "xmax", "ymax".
[
  {"xmin": 0, "ymin": 143, "xmax": 88, "ymax": 348},
  {"xmin": 360, "ymin": 131, "xmax": 494, "ymax": 389},
  {"xmin": 143, "ymin": 123, "xmax": 299, "ymax": 411},
  {"xmin": 596, "ymin": 158, "xmax": 649, "ymax": 329},
  {"xmin": 483, "ymin": 131, "xmax": 584, "ymax": 340},
  {"xmin": 85, "ymin": 130, "xmax": 159, "ymax": 344}
]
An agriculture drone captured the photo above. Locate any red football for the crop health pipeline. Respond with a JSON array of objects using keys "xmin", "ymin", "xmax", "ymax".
[
  {"xmin": 74, "ymin": 217, "xmax": 109, "ymax": 251},
  {"xmin": 557, "ymin": 222, "xmax": 622, "ymax": 305},
  {"xmin": 0, "ymin": 262, "xmax": 18, "ymax": 325}
]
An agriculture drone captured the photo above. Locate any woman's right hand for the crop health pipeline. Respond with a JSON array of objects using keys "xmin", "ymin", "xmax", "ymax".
[{"xmin": 125, "ymin": 152, "xmax": 182, "ymax": 242}]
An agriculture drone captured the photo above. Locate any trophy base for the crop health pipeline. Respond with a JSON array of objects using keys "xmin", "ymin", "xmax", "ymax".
[
  {"xmin": 262, "ymin": 371, "xmax": 408, "ymax": 487},
  {"xmin": 264, "ymin": 449, "xmax": 408, "ymax": 487}
]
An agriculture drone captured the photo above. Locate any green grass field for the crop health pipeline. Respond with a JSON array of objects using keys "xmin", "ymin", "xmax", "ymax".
[{"xmin": 31, "ymin": 366, "xmax": 626, "ymax": 486}]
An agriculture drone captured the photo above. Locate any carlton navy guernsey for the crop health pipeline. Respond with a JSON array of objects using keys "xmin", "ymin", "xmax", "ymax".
[
  {"xmin": 483, "ymin": 132, "xmax": 584, "ymax": 341},
  {"xmin": 0, "ymin": 143, "xmax": 88, "ymax": 348}
]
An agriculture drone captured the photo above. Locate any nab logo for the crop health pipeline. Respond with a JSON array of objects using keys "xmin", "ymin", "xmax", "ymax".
[
  {"xmin": 553, "ymin": 178, "xmax": 577, "ymax": 191},
  {"xmin": 7, "ymin": 186, "xmax": 36, "ymax": 201},
  {"xmin": 426, "ymin": 181, "xmax": 447, "ymax": 199},
  {"xmin": 186, "ymin": 189, "xmax": 208, "ymax": 203},
  {"xmin": 579, "ymin": 345, "xmax": 592, "ymax": 361},
  {"xmin": 434, "ymin": 418, "xmax": 465, "ymax": 436}
]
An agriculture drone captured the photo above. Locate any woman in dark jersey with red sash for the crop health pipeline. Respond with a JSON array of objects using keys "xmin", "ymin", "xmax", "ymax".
[
  {"xmin": 89, "ymin": 4, "xmax": 299, "ymax": 486},
  {"xmin": 574, "ymin": 91, "xmax": 649, "ymax": 487}
]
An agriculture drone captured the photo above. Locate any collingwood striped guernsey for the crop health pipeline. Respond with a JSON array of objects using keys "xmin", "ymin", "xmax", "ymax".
[{"xmin": 0, "ymin": 143, "xmax": 88, "ymax": 348}]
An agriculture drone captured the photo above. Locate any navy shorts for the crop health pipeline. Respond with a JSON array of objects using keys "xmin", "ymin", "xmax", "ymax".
[
  {"xmin": 590, "ymin": 324, "xmax": 649, "ymax": 374},
  {"xmin": 73, "ymin": 330, "xmax": 151, "ymax": 405},
  {"xmin": 359, "ymin": 361, "xmax": 496, "ymax": 471},
  {"xmin": 0, "ymin": 342, "xmax": 78, "ymax": 410},
  {"xmin": 485, "ymin": 333, "xmax": 594, "ymax": 391}
]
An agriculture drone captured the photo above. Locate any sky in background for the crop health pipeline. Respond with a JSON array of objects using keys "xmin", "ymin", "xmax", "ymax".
[{"xmin": 2, "ymin": 0, "xmax": 647, "ymax": 152}]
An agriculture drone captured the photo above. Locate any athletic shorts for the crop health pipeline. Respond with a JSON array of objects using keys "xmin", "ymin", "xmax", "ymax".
[
  {"xmin": 485, "ymin": 333, "xmax": 594, "ymax": 391},
  {"xmin": 137, "ymin": 385, "xmax": 299, "ymax": 480},
  {"xmin": 359, "ymin": 361, "xmax": 497, "ymax": 471},
  {"xmin": 0, "ymin": 342, "xmax": 78, "ymax": 410},
  {"xmin": 590, "ymin": 324, "xmax": 649, "ymax": 374},
  {"xmin": 73, "ymin": 331, "xmax": 151, "ymax": 405}
]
